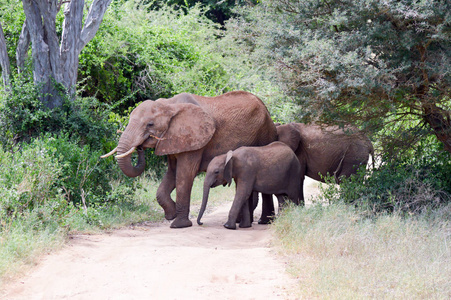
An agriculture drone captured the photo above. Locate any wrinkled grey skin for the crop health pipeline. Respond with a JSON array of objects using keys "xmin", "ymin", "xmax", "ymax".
[
  {"xmin": 109, "ymin": 91, "xmax": 277, "ymax": 228},
  {"xmin": 198, "ymin": 142, "xmax": 302, "ymax": 230},
  {"xmin": 258, "ymin": 123, "xmax": 374, "ymax": 224}
]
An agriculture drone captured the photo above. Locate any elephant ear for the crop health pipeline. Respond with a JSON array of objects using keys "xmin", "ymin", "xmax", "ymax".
[
  {"xmin": 224, "ymin": 150, "xmax": 233, "ymax": 186},
  {"xmin": 277, "ymin": 123, "xmax": 301, "ymax": 152},
  {"xmin": 155, "ymin": 103, "xmax": 216, "ymax": 155}
]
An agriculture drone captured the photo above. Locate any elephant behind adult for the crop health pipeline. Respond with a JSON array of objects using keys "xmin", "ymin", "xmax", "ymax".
[
  {"xmin": 258, "ymin": 123, "xmax": 374, "ymax": 224},
  {"xmin": 278, "ymin": 123, "xmax": 373, "ymax": 182},
  {"xmin": 101, "ymin": 91, "xmax": 277, "ymax": 228}
]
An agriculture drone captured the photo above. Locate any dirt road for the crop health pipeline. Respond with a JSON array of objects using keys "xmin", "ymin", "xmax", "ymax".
[{"xmin": 3, "ymin": 179, "xmax": 321, "ymax": 300}]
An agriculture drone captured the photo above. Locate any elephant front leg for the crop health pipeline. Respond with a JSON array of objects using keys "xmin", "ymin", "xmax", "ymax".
[
  {"xmin": 224, "ymin": 182, "xmax": 252, "ymax": 230},
  {"xmin": 156, "ymin": 157, "xmax": 176, "ymax": 220},
  {"xmin": 170, "ymin": 152, "xmax": 201, "ymax": 228}
]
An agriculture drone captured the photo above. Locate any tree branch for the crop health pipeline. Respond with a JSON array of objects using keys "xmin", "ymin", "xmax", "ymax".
[
  {"xmin": 37, "ymin": 0, "xmax": 63, "ymax": 82},
  {"xmin": 21, "ymin": 0, "xmax": 51, "ymax": 84},
  {"xmin": 0, "ymin": 22, "xmax": 11, "ymax": 89},
  {"xmin": 79, "ymin": 0, "xmax": 112, "ymax": 51},
  {"xmin": 423, "ymin": 103, "xmax": 451, "ymax": 153},
  {"xmin": 16, "ymin": 20, "xmax": 31, "ymax": 74}
]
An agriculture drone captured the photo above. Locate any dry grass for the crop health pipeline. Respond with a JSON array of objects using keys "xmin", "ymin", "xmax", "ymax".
[{"xmin": 272, "ymin": 204, "xmax": 451, "ymax": 299}]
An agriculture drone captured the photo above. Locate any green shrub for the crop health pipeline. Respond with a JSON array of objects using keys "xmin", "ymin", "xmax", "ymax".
[
  {"xmin": 0, "ymin": 135, "xmax": 165, "ymax": 234},
  {"xmin": 318, "ymin": 139, "xmax": 451, "ymax": 216},
  {"xmin": 0, "ymin": 135, "xmax": 110, "ymax": 227},
  {"xmin": 0, "ymin": 141, "xmax": 62, "ymax": 221},
  {"xmin": 0, "ymin": 78, "xmax": 116, "ymax": 150},
  {"xmin": 0, "ymin": 79, "xmax": 50, "ymax": 145},
  {"xmin": 38, "ymin": 135, "xmax": 114, "ymax": 207},
  {"xmin": 79, "ymin": 1, "xmax": 229, "ymax": 107}
]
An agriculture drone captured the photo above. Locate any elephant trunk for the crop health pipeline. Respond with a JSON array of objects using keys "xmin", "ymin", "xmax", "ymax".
[
  {"xmin": 197, "ymin": 178, "xmax": 214, "ymax": 225},
  {"xmin": 117, "ymin": 131, "xmax": 146, "ymax": 178}
]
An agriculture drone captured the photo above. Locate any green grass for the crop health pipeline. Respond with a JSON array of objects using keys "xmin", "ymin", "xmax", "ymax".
[
  {"xmin": 0, "ymin": 213, "xmax": 67, "ymax": 285},
  {"xmin": 271, "ymin": 203, "xmax": 451, "ymax": 299}
]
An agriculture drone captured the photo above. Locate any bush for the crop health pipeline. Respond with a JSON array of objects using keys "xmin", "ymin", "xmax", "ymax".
[
  {"xmin": 319, "ymin": 138, "xmax": 451, "ymax": 216},
  {"xmin": 0, "ymin": 78, "xmax": 116, "ymax": 149},
  {"xmin": 0, "ymin": 142, "xmax": 62, "ymax": 219},
  {"xmin": 39, "ymin": 135, "xmax": 114, "ymax": 207},
  {"xmin": 78, "ymin": 1, "xmax": 229, "ymax": 108}
]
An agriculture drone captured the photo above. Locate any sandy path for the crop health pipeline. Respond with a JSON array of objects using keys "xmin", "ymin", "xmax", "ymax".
[{"xmin": 2, "ymin": 179, "xmax": 321, "ymax": 300}]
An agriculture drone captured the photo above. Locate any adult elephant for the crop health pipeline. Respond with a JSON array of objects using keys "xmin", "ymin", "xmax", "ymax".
[
  {"xmin": 101, "ymin": 91, "xmax": 277, "ymax": 228},
  {"xmin": 259, "ymin": 123, "xmax": 374, "ymax": 224}
]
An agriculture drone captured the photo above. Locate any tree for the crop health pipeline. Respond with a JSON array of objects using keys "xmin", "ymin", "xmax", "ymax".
[
  {"xmin": 0, "ymin": 22, "xmax": 11, "ymax": 89},
  {"xmin": 1, "ymin": 0, "xmax": 112, "ymax": 108},
  {"xmin": 227, "ymin": 0, "xmax": 451, "ymax": 154}
]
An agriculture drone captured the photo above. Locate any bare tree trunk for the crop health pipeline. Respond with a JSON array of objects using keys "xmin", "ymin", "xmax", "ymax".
[
  {"xmin": 62, "ymin": 0, "xmax": 112, "ymax": 95},
  {"xmin": 0, "ymin": 22, "xmax": 11, "ymax": 90},
  {"xmin": 16, "ymin": 21, "xmax": 31, "ymax": 74},
  {"xmin": 22, "ymin": 0, "xmax": 59, "ymax": 107},
  {"xmin": 18, "ymin": 0, "xmax": 112, "ymax": 108},
  {"xmin": 60, "ymin": 0, "xmax": 85, "ymax": 97}
]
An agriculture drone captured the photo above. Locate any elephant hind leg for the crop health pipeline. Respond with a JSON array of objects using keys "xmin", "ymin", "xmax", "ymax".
[
  {"xmin": 276, "ymin": 194, "xmax": 287, "ymax": 210},
  {"xmin": 258, "ymin": 193, "xmax": 275, "ymax": 224}
]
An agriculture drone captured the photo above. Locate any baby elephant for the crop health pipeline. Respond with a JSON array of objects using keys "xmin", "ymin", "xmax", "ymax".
[{"xmin": 197, "ymin": 141, "xmax": 301, "ymax": 229}]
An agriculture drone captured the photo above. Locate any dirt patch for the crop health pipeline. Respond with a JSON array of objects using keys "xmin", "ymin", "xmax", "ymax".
[{"xmin": 2, "ymin": 178, "xmax": 321, "ymax": 300}]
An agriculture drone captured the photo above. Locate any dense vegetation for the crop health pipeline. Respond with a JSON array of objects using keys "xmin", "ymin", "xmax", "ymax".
[{"xmin": 0, "ymin": 0, "xmax": 450, "ymax": 296}]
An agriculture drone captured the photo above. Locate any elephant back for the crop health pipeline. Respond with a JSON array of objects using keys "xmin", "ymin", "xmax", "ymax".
[{"xmin": 194, "ymin": 91, "xmax": 277, "ymax": 167}]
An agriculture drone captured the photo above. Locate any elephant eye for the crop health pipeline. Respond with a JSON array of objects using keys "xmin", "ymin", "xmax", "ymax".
[
  {"xmin": 214, "ymin": 169, "xmax": 219, "ymax": 174},
  {"xmin": 147, "ymin": 122, "xmax": 154, "ymax": 128}
]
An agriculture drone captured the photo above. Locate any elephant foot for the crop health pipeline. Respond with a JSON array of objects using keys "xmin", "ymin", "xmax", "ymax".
[
  {"xmin": 170, "ymin": 217, "xmax": 192, "ymax": 228},
  {"xmin": 165, "ymin": 212, "xmax": 177, "ymax": 221},
  {"xmin": 239, "ymin": 221, "xmax": 252, "ymax": 228},
  {"xmin": 258, "ymin": 213, "xmax": 274, "ymax": 224},
  {"xmin": 223, "ymin": 221, "xmax": 237, "ymax": 230},
  {"xmin": 258, "ymin": 217, "xmax": 272, "ymax": 225},
  {"xmin": 162, "ymin": 203, "xmax": 177, "ymax": 221}
]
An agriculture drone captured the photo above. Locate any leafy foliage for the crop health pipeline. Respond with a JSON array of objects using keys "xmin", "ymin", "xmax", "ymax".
[
  {"xmin": 0, "ymin": 0, "xmax": 26, "ymax": 70},
  {"xmin": 0, "ymin": 77, "xmax": 116, "ymax": 149},
  {"xmin": 0, "ymin": 142, "xmax": 62, "ymax": 220},
  {"xmin": 318, "ymin": 138, "xmax": 451, "ymax": 215},
  {"xmin": 227, "ymin": 0, "xmax": 451, "ymax": 153},
  {"xmin": 78, "ymin": 1, "xmax": 230, "ymax": 109}
]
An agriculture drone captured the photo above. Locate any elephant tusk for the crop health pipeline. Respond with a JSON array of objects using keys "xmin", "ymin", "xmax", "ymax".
[
  {"xmin": 100, "ymin": 147, "xmax": 118, "ymax": 159},
  {"xmin": 115, "ymin": 147, "xmax": 136, "ymax": 159},
  {"xmin": 149, "ymin": 134, "xmax": 166, "ymax": 141}
]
